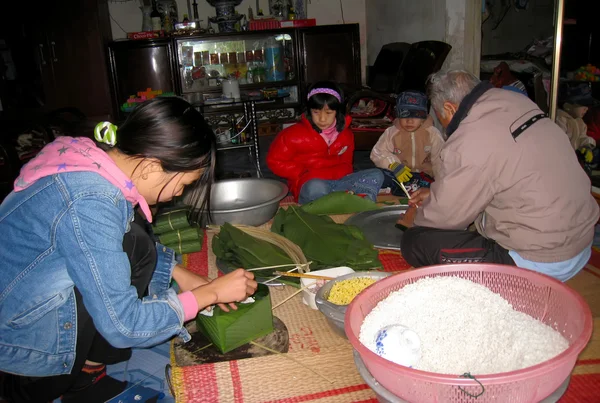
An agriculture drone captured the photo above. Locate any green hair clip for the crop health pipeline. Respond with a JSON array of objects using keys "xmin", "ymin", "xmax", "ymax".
[{"xmin": 94, "ymin": 121, "xmax": 118, "ymax": 146}]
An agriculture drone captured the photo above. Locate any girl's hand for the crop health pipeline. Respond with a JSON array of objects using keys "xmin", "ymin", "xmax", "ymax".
[
  {"xmin": 192, "ymin": 269, "xmax": 257, "ymax": 312},
  {"xmin": 408, "ymin": 188, "xmax": 430, "ymax": 208},
  {"xmin": 172, "ymin": 264, "xmax": 210, "ymax": 292}
]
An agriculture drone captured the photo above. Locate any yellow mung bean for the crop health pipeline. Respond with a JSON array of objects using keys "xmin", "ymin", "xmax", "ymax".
[{"xmin": 327, "ymin": 277, "xmax": 377, "ymax": 305}]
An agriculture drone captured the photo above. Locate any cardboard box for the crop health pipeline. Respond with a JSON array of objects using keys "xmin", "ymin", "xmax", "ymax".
[
  {"xmin": 126, "ymin": 31, "xmax": 165, "ymax": 40},
  {"xmin": 279, "ymin": 19, "xmax": 317, "ymax": 28},
  {"xmin": 249, "ymin": 19, "xmax": 316, "ymax": 31}
]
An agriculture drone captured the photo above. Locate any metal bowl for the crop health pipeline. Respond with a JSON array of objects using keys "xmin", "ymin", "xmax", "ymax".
[
  {"xmin": 315, "ymin": 271, "xmax": 391, "ymax": 339},
  {"xmin": 200, "ymin": 178, "xmax": 288, "ymax": 226}
]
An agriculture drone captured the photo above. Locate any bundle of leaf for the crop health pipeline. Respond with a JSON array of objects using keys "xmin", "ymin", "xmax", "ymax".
[
  {"xmin": 301, "ymin": 191, "xmax": 379, "ymax": 215},
  {"xmin": 196, "ymin": 284, "xmax": 273, "ymax": 353},
  {"xmin": 271, "ymin": 206, "xmax": 381, "ymax": 271},
  {"xmin": 153, "ymin": 209, "xmax": 203, "ymax": 254},
  {"xmin": 212, "ymin": 223, "xmax": 309, "ymax": 286}
]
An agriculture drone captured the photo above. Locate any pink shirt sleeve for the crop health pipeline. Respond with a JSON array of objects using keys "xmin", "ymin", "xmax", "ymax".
[{"xmin": 177, "ymin": 291, "xmax": 199, "ymax": 321}]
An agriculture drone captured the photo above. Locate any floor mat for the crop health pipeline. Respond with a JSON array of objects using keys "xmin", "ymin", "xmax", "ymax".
[{"xmin": 91, "ymin": 216, "xmax": 600, "ymax": 402}]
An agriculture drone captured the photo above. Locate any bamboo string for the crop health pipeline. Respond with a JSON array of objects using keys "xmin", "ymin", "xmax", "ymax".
[
  {"xmin": 271, "ymin": 285, "xmax": 310, "ymax": 310},
  {"xmin": 273, "ymin": 271, "xmax": 334, "ymax": 281},
  {"xmin": 246, "ymin": 262, "xmax": 312, "ymax": 272}
]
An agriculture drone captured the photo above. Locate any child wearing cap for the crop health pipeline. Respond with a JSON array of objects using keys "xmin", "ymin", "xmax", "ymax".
[{"xmin": 370, "ymin": 90, "xmax": 445, "ymax": 195}]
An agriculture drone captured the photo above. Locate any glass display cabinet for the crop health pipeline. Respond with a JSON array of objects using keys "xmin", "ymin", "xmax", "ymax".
[
  {"xmin": 107, "ymin": 24, "xmax": 361, "ymax": 177},
  {"xmin": 174, "ymin": 31, "xmax": 299, "ymax": 112}
]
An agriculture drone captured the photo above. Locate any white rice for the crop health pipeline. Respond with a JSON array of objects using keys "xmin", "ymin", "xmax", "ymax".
[{"xmin": 359, "ymin": 276, "xmax": 569, "ymax": 375}]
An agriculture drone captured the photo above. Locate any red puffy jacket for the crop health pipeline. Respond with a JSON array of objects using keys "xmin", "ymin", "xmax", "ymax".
[{"xmin": 267, "ymin": 115, "xmax": 354, "ymax": 200}]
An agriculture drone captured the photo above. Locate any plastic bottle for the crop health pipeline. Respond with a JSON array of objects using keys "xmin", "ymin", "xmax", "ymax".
[{"xmin": 264, "ymin": 37, "xmax": 284, "ymax": 82}]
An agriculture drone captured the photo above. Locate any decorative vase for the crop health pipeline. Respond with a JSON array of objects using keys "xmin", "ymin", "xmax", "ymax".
[
  {"xmin": 157, "ymin": 0, "xmax": 179, "ymax": 30},
  {"xmin": 206, "ymin": 0, "xmax": 243, "ymax": 33},
  {"xmin": 141, "ymin": 6, "xmax": 153, "ymax": 32},
  {"xmin": 294, "ymin": 0, "xmax": 308, "ymax": 19},
  {"xmin": 268, "ymin": 0, "xmax": 287, "ymax": 20}
]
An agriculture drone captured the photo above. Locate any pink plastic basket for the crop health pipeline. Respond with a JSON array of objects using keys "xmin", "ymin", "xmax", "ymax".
[{"xmin": 345, "ymin": 264, "xmax": 593, "ymax": 403}]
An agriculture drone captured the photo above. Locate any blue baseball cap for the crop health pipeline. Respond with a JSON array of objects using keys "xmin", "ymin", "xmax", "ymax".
[{"xmin": 396, "ymin": 91, "xmax": 428, "ymax": 119}]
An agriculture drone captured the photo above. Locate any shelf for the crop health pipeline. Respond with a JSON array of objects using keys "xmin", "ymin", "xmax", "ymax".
[
  {"xmin": 216, "ymin": 142, "xmax": 254, "ymax": 151},
  {"xmin": 182, "ymin": 80, "xmax": 298, "ymax": 95}
]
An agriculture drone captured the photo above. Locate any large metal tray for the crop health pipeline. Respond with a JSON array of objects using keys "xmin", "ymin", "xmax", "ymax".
[{"xmin": 344, "ymin": 206, "xmax": 408, "ymax": 250}]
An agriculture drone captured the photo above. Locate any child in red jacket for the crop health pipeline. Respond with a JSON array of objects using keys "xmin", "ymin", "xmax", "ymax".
[{"xmin": 267, "ymin": 81, "xmax": 383, "ymax": 204}]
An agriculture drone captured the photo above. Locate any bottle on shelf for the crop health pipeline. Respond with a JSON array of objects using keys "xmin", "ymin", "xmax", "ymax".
[
  {"xmin": 183, "ymin": 13, "xmax": 189, "ymax": 23},
  {"xmin": 192, "ymin": 0, "xmax": 200, "ymax": 26},
  {"xmin": 151, "ymin": 0, "xmax": 162, "ymax": 31}
]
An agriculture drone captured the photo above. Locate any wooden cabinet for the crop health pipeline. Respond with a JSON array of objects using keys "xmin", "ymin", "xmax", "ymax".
[
  {"xmin": 107, "ymin": 24, "xmax": 362, "ymax": 123},
  {"xmin": 108, "ymin": 39, "xmax": 177, "ymax": 121},
  {"xmin": 0, "ymin": 0, "xmax": 113, "ymax": 121},
  {"xmin": 298, "ymin": 24, "xmax": 361, "ymax": 96}
]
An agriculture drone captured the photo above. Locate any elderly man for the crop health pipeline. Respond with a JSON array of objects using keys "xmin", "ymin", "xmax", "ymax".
[{"xmin": 401, "ymin": 70, "xmax": 599, "ymax": 281}]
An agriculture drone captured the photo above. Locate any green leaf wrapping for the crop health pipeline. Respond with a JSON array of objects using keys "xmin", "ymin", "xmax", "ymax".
[
  {"xmin": 153, "ymin": 210, "xmax": 190, "ymax": 234},
  {"xmin": 195, "ymin": 284, "xmax": 273, "ymax": 353},
  {"xmin": 212, "ymin": 223, "xmax": 294, "ymax": 269},
  {"xmin": 271, "ymin": 206, "xmax": 381, "ymax": 271},
  {"xmin": 164, "ymin": 238, "xmax": 203, "ymax": 254},
  {"xmin": 158, "ymin": 227, "xmax": 202, "ymax": 245},
  {"xmin": 300, "ymin": 191, "xmax": 380, "ymax": 215}
]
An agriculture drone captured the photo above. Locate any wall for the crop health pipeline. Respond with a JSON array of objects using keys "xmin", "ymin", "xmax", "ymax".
[
  {"xmin": 365, "ymin": 0, "xmax": 481, "ymax": 74},
  {"xmin": 481, "ymin": 0, "xmax": 554, "ymax": 55},
  {"xmin": 365, "ymin": 0, "xmax": 445, "ymax": 66},
  {"xmin": 108, "ymin": 0, "xmax": 367, "ymax": 83}
]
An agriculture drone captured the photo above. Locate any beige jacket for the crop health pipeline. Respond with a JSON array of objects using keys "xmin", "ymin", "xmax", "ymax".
[
  {"xmin": 556, "ymin": 106, "xmax": 595, "ymax": 150},
  {"xmin": 415, "ymin": 88, "xmax": 599, "ymax": 262},
  {"xmin": 370, "ymin": 116, "xmax": 444, "ymax": 177}
]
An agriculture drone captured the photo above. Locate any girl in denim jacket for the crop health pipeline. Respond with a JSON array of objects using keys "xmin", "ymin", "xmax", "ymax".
[{"xmin": 0, "ymin": 98, "xmax": 257, "ymax": 402}]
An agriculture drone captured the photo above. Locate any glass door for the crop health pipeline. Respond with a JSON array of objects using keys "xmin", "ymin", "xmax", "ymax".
[{"xmin": 175, "ymin": 32, "xmax": 297, "ymax": 99}]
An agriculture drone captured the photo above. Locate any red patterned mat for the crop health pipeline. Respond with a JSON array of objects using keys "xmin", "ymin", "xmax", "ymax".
[{"xmin": 175, "ymin": 232, "xmax": 600, "ymax": 402}]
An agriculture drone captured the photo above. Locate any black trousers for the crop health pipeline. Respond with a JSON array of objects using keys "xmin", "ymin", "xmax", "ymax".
[
  {"xmin": 400, "ymin": 226, "xmax": 516, "ymax": 267},
  {"xmin": 0, "ymin": 212, "xmax": 157, "ymax": 403}
]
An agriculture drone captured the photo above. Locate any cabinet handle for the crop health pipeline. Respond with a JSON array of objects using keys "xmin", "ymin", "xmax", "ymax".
[
  {"xmin": 50, "ymin": 41, "xmax": 58, "ymax": 62},
  {"xmin": 38, "ymin": 44, "xmax": 46, "ymax": 66}
]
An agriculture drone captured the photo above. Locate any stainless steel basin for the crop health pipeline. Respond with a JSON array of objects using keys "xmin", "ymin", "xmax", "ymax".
[{"xmin": 191, "ymin": 178, "xmax": 288, "ymax": 226}]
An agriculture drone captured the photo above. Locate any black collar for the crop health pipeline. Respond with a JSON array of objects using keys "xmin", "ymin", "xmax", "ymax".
[{"xmin": 445, "ymin": 81, "xmax": 494, "ymax": 137}]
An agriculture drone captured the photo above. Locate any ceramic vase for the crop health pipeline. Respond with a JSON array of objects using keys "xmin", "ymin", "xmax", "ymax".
[{"xmin": 206, "ymin": 0, "xmax": 243, "ymax": 33}]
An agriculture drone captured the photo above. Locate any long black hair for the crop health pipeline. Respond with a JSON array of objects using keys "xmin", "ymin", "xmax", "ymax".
[
  {"xmin": 305, "ymin": 81, "xmax": 346, "ymax": 133},
  {"xmin": 95, "ymin": 97, "xmax": 216, "ymax": 223}
]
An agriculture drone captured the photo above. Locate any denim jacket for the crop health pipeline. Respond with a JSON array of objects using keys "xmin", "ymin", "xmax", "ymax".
[{"xmin": 0, "ymin": 172, "xmax": 191, "ymax": 377}]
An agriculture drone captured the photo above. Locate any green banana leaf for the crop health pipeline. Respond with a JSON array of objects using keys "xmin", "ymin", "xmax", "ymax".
[
  {"xmin": 301, "ymin": 191, "xmax": 380, "ymax": 215},
  {"xmin": 158, "ymin": 227, "xmax": 202, "ymax": 245},
  {"xmin": 212, "ymin": 223, "xmax": 300, "ymax": 286},
  {"xmin": 196, "ymin": 284, "xmax": 273, "ymax": 353},
  {"xmin": 153, "ymin": 209, "xmax": 190, "ymax": 234},
  {"xmin": 164, "ymin": 238, "xmax": 203, "ymax": 254},
  {"xmin": 271, "ymin": 206, "xmax": 381, "ymax": 271}
]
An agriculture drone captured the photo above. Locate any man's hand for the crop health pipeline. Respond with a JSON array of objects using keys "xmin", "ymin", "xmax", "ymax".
[{"xmin": 408, "ymin": 188, "xmax": 430, "ymax": 208}]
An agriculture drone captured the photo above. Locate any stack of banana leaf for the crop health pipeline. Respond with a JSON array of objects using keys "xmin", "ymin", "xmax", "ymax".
[
  {"xmin": 272, "ymin": 206, "xmax": 380, "ymax": 270},
  {"xmin": 153, "ymin": 209, "xmax": 203, "ymax": 254},
  {"xmin": 213, "ymin": 206, "xmax": 381, "ymax": 278}
]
